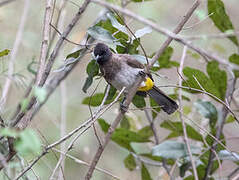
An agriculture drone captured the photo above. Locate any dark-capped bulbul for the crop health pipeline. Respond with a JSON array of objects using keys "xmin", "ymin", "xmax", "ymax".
[{"xmin": 93, "ymin": 43, "xmax": 178, "ymax": 114}]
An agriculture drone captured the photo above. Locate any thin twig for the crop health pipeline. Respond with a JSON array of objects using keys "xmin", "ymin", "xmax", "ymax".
[
  {"xmin": 12, "ymin": 0, "xmax": 91, "ymax": 129},
  {"xmin": 0, "ymin": 0, "xmax": 16, "ymax": 7},
  {"xmin": 13, "ymin": 88, "xmax": 125, "ymax": 179},
  {"xmin": 0, "ymin": 0, "xmax": 30, "ymax": 112},
  {"xmin": 36, "ymin": 0, "xmax": 53, "ymax": 84},
  {"xmin": 52, "ymin": 148, "xmax": 121, "ymax": 180},
  {"xmin": 85, "ymin": 1, "xmax": 201, "ymax": 179},
  {"xmin": 183, "ymin": 12, "xmax": 214, "ymax": 30},
  {"xmin": 203, "ymin": 69, "xmax": 236, "ymax": 180},
  {"xmin": 178, "ymin": 46, "xmax": 198, "ymax": 180}
]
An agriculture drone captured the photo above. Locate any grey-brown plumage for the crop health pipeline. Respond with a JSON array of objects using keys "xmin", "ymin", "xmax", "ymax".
[{"xmin": 93, "ymin": 43, "xmax": 178, "ymax": 114}]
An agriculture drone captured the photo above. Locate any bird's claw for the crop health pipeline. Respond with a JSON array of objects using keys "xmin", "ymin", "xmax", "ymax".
[{"xmin": 138, "ymin": 71, "xmax": 146, "ymax": 77}]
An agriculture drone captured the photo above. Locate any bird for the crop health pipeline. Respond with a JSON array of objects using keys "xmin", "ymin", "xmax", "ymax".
[{"xmin": 93, "ymin": 43, "xmax": 178, "ymax": 114}]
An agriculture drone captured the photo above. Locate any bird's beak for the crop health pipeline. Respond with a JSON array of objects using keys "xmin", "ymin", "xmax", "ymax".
[
  {"xmin": 95, "ymin": 55, "xmax": 99, "ymax": 60},
  {"xmin": 91, "ymin": 52, "xmax": 99, "ymax": 61}
]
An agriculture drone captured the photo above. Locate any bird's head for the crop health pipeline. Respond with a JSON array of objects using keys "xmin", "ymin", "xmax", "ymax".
[{"xmin": 93, "ymin": 43, "xmax": 112, "ymax": 65}]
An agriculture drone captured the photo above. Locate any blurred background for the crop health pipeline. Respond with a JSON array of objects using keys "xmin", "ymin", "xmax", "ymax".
[{"xmin": 0, "ymin": 0, "xmax": 239, "ymax": 179}]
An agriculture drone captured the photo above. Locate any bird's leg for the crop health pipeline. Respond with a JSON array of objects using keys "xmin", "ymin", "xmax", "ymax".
[
  {"xmin": 120, "ymin": 92, "xmax": 128, "ymax": 112},
  {"xmin": 138, "ymin": 70, "xmax": 146, "ymax": 77}
]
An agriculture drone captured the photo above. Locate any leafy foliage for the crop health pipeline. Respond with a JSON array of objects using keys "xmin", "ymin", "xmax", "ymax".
[
  {"xmin": 182, "ymin": 61, "xmax": 227, "ymax": 100},
  {"xmin": 152, "ymin": 140, "xmax": 200, "ymax": 159},
  {"xmin": 0, "ymin": 128, "xmax": 42, "ymax": 156},
  {"xmin": 229, "ymin": 53, "xmax": 239, "ymax": 78},
  {"xmin": 0, "ymin": 49, "xmax": 10, "ymax": 57},
  {"xmin": 132, "ymin": 94, "xmax": 146, "ymax": 108},
  {"xmin": 152, "ymin": 47, "xmax": 179, "ymax": 71},
  {"xmin": 208, "ymin": 0, "xmax": 238, "ymax": 45},
  {"xmin": 141, "ymin": 163, "xmax": 152, "ymax": 180},
  {"xmin": 194, "ymin": 100, "xmax": 218, "ymax": 129},
  {"xmin": 98, "ymin": 119, "xmax": 151, "ymax": 152},
  {"xmin": 82, "ymin": 60, "xmax": 99, "ymax": 93},
  {"xmin": 160, "ymin": 121, "xmax": 203, "ymax": 142},
  {"xmin": 124, "ymin": 153, "xmax": 136, "ymax": 171}
]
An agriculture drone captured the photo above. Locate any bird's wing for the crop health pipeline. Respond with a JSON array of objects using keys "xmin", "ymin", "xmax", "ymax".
[{"xmin": 115, "ymin": 54, "xmax": 145, "ymax": 69}]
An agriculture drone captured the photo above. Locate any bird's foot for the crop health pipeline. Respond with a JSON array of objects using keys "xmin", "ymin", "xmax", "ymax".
[
  {"xmin": 138, "ymin": 71, "xmax": 146, "ymax": 77},
  {"xmin": 120, "ymin": 97, "xmax": 128, "ymax": 112}
]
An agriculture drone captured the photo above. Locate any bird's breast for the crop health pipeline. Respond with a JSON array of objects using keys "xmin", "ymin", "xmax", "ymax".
[{"xmin": 111, "ymin": 66, "xmax": 142, "ymax": 90}]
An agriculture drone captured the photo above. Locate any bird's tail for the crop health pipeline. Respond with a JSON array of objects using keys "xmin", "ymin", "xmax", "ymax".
[{"xmin": 147, "ymin": 86, "xmax": 178, "ymax": 114}]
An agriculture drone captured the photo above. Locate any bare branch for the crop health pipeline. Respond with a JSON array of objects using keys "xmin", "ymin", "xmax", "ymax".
[
  {"xmin": 203, "ymin": 69, "xmax": 237, "ymax": 180},
  {"xmin": 11, "ymin": 0, "xmax": 91, "ymax": 129},
  {"xmin": 178, "ymin": 46, "xmax": 198, "ymax": 180},
  {"xmin": 36, "ymin": 0, "xmax": 53, "ymax": 84},
  {"xmin": 0, "ymin": 0, "xmax": 16, "ymax": 7}
]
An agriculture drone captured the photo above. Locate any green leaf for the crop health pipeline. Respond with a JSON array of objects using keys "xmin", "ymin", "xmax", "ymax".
[
  {"xmin": 132, "ymin": 95, "xmax": 146, "ymax": 108},
  {"xmin": 229, "ymin": 53, "xmax": 239, "ymax": 65},
  {"xmin": 82, "ymin": 93, "xmax": 104, "ymax": 107},
  {"xmin": 66, "ymin": 49, "xmax": 83, "ymax": 59},
  {"xmin": 87, "ymin": 26, "xmax": 118, "ymax": 44},
  {"xmin": 194, "ymin": 100, "xmax": 218, "ymax": 128},
  {"xmin": 106, "ymin": 85, "xmax": 117, "ymax": 101},
  {"xmin": 0, "ymin": 49, "xmax": 10, "ymax": 57},
  {"xmin": 14, "ymin": 129, "xmax": 42, "ymax": 156},
  {"xmin": 34, "ymin": 86, "xmax": 47, "ymax": 103},
  {"xmin": 161, "ymin": 121, "xmax": 203, "ymax": 142},
  {"xmin": 120, "ymin": 115, "xmax": 130, "ymax": 129},
  {"xmin": 182, "ymin": 67, "xmax": 221, "ymax": 99},
  {"xmin": 134, "ymin": 26, "xmax": 152, "ymax": 39},
  {"xmin": 180, "ymin": 162, "xmax": 191, "ymax": 177},
  {"xmin": 98, "ymin": 119, "xmax": 110, "ymax": 133},
  {"xmin": 98, "ymin": 119, "xmax": 150, "ymax": 152},
  {"xmin": 226, "ymin": 115, "xmax": 235, "ymax": 123},
  {"xmin": 152, "ymin": 140, "xmax": 200, "ymax": 159},
  {"xmin": 218, "ymin": 150, "xmax": 239, "ymax": 161},
  {"xmin": 229, "ymin": 54, "xmax": 239, "ymax": 76},
  {"xmin": 124, "ymin": 154, "xmax": 136, "ymax": 171},
  {"xmin": 86, "ymin": 60, "xmax": 99, "ymax": 77},
  {"xmin": 113, "ymin": 128, "xmax": 150, "ymax": 143},
  {"xmin": 150, "ymin": 97, "xmax": 160, "ymax": 119},
  {"xmin": 106, "ymin": 13, "xmax": 128, "ymax": 34},
  {"xmin": 82, "ymin": 76, "xmax": 93, "ymax": 93},
  {"xmin": 157, "ymin": 47, "xmax": 177, "ymax": 69},
  {"xmin": 138, "ymin": 126, "xmax": 153, "ymax": 139},
  {"xmin": 208, "ymin": 0, "xmax": 238, "ymax": 45},
  {"xmin": 207, "ymin": 61, "xmax": 227, "ymax": 100},
  {"xmin": 82, "ymin": 60, "xmax": 99, "ymax": 93},
  {"xmin": 141, "ymin": 163, "xmax": 152, "ymax": 180},
  {"xmin": 0, "ymin": 128, "xmax": 18, "ymax": 138}
]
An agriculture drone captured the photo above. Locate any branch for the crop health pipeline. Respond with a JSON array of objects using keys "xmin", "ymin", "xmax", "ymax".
[
  {"xmin": 203, "ymin": 69, "xmax": 237, "ymax": 180},
  {"xmin": 11, "ymin": 0, "xmax": 91, "ymax": 129},
  {"xmin": 178, "ymin": 46, "xmax": 198, "ymax": 180},
  {"xmin": 91, "ymin": 0, "xmax": 239, "ymax": 70},
  {"xmin": 0, "ymin": 0, "xmax": 16, "ymax": 7},
  {"xmin": 13, "ymin": 88, "xmax": 125, "ymax": 179},
  {"xmin": 36, "ymin": 0, "xmax": 53, "ymax": 84},
  {"xmin": 85, "ymin": 1, "xmax": 201, "ymax": 179}
]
